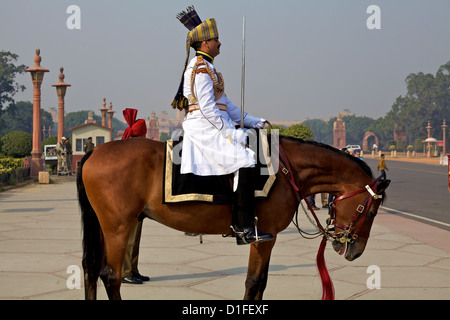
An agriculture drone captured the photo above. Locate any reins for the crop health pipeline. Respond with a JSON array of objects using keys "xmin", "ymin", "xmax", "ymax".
[
  {"xmin": 278, "ymin": 144, "xmax": 382, "ymax": 243},
  {"xmin": 277, "ymin": 143, "xmax": 383, "ymax": 300}
]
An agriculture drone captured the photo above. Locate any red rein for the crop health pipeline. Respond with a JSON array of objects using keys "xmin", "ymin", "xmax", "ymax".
[
  {"xmin": 279, "ymin": 145, "xmax": 335, "ymax": 300},
  {"xmin": 316, "ymin": 235, "xmax": 335, "ymax": 300}
]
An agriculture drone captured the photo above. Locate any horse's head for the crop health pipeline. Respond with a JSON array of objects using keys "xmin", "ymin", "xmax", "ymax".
[
  {"xmin": 330, "ymin": 179, "xmax": 390, "ymax": 261},
  {"xmin": 278, "ymin": 137, "xmax": 391, "ymax": 262}
]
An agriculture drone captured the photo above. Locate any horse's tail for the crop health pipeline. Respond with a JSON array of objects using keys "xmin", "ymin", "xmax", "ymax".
[{"xmin": 77, "ymin": 150, "xmax": 103, "ymax": 291}]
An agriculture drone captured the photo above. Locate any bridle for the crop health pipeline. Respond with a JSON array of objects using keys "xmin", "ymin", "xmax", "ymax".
[
  {"xmin": 327, "ymin": 179, "xmax": 382, "ymax": 244},
  {"xmin": 277, "ymin": 143, "xmax": 384, "ymax": 300},
  {"xmin": 278, "ymin": 145, "xmax": 383, "ymax": 243}
]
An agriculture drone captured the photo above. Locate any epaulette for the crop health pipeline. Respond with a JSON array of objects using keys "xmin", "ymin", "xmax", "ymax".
[
  {"xmin": 196, "ymin": 68, "xmax": 208, "ymax": 75},
  {"xmin": 195, "ymin": 56, "xmax": 207, "ymax": 74},
  {"xmin": 190, "ymin": 55, "xmax": 224, "ymax": 101}
]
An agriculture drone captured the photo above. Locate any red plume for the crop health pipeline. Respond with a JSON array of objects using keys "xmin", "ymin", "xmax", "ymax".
[{"xmin": 122, "ymin": 108, "xmax": 147, "ymax": 140}]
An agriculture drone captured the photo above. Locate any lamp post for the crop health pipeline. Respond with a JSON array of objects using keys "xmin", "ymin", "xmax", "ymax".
[
  {"xmin": 442, "ymin": 120, "xmax": 447, "ymax": 157},
  {"xmin": 107, "ymin": 102, "xmax": 115, "ymax": 140},
  {"xmin": 426, "ymin": 121, "xmax": 432, "ymax": 157},
  {"xmin": 25, "ymin": 48, "xmax": 49, "ymax": 176},
  {"xmin": 99, "ymin": 98, "xmax": 108, "ymax": 127},
  {"xmin": 52, "ymin": 67, "xmax": 71, "ymax": 143}
]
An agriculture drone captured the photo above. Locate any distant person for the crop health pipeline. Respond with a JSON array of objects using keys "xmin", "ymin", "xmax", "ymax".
[
  {"xmin": 306, "ymin": 195, "xmax": 319, "ymax": 210},
  {"xmin": 56, "ymin": 137, "xmax": 66, "ymax": 175},
  {"xmin": 377, "ymin": 154, "xmax": 388, "ymax": 181},
  {"xmin": 355, "ymin": 151, "xmax": 364, "ymax": 161},
  {"xmin": 64, "ymin": 138, "xmax": 73, "ymax": 175},
  {"xmin": 57, "ymin": 137, "xmax": 72, "ymax": 175},
  {"xmin": 372, "ymin": 143, "xmax": 378, "ymax": 152},
  {"xmin": 84, "ymin": 137, "xmax": 94, "ymax": 153},
  {"xmin": 121, "ymin": 108, "xmax": 150, "ymax": 284}
]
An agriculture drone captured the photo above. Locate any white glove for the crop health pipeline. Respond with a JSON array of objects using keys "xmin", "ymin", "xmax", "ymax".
[
  {"xmin": 252, "ymin": 118, "xmax": 266, "ymax": 129},
  {"xmin": 234, "ymin": 128, "xmax": 248, "ymax": 147}
]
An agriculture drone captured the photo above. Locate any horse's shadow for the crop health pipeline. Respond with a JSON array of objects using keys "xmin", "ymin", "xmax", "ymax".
[{"xmin": 148, "ymin": 263, "xmax": 316, "ymax": 282}]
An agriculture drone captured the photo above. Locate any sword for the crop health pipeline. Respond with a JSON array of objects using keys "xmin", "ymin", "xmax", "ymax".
[{"xmin": 240, "ymin": 16, "xmax": 246, "ymax": 129}]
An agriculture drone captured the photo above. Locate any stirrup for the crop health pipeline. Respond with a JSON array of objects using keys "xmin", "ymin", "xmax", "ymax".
[{"xmin": 230, "ymin": 217, "xmax": 274, "ymax": 245}]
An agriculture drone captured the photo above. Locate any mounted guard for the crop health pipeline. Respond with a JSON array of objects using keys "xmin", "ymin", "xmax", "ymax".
[{"xmin": 171, "ymin": 6, "xmax": 273, "ymax": 245}]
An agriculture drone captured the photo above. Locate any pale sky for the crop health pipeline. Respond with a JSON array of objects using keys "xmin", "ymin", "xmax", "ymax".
[{"xmin": 1, "ymin": 0, "xmax": 449, "ymax": 123}]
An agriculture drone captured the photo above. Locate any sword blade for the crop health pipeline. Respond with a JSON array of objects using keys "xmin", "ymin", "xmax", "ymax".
[{"xmin": 240, "ymin": 16, "xmax": 246, "ymax": 128}]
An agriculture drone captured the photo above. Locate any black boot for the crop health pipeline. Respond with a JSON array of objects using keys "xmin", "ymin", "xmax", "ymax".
[{"xmin": 232, "ymin": 168, "xmax": 274, "ymax": 245}]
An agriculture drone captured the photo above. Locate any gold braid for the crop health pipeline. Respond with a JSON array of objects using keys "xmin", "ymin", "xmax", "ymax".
[{"xmin": 190, "ymin": 56, "xmax": 224, "ymax": 103}]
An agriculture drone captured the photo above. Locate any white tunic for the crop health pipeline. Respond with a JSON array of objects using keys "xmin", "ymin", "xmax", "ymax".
[{"xmin": 181, "ymin": 56, "xmax": 261, "ymax": 176}]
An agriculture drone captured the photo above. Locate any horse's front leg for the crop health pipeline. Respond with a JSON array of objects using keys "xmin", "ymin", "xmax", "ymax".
[{"xmin": 244, "ymin": 237, "xmax": 276, "ymax": 300}]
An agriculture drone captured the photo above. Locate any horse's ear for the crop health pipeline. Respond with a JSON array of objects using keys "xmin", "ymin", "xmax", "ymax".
[{"xmin": 377, "ymin": 179, "xmax": 390, "ymax": 193}]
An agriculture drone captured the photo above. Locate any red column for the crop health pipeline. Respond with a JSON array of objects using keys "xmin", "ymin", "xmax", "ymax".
[
  {"xmin": 52, "ymin": 67, "xmax": 71, "ymax": 143},
  {"xmin": 25, "ymin": 49, "xmax": 49, "ymax": 176}
]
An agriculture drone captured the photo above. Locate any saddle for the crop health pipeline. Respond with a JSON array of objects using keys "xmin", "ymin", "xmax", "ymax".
[{"xmin": 163, "ymin": 129, "xmax": 277, "ymax": 204}]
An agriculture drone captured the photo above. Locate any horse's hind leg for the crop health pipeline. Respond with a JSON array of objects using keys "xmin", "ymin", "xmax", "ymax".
[
  {"xmin": 83, "ymin": 263, "xmax": 98, "ymax": 300},
  {"xmin": 244, "ymin": 237, "xmax": 276, "ymax": 300},
  {"xmin": 99, "ymin": 230, "xmax": 131, "ymax": 300}
]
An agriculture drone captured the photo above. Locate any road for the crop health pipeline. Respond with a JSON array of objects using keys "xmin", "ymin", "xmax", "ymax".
[{"xmin": 365, "ymin": 158, "xmax": 450, "ymax": 230}]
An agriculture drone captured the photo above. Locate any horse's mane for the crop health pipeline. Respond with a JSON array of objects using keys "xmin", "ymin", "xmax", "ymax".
[{"xmin": 280, "ymin": 136, "xmax": 374, "ymax": 178}]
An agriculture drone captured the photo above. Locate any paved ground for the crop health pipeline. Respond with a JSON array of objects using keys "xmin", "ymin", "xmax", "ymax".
[
  {"xmin": 364, "ymin": 157, "xmax": 450, "ymax": 229},
  {"xmin": 0, "ymin": 174, "xmax": 449, "ymax": 300}
]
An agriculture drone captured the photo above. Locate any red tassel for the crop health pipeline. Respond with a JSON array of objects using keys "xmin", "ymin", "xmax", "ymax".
[{"xmin": 316, "ymin": 235, "xmax": 335, "ymax": 300}]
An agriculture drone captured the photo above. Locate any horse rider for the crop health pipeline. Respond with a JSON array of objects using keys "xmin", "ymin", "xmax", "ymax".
[{"xmin": 172, "ymin": 6, "xmax": 273, "ymax": 245}]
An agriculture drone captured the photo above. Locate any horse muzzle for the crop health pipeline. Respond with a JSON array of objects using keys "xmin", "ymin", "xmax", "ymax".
[{"xmin": 332, "ymin": 238, "xmax": 366, "ymax": 261}]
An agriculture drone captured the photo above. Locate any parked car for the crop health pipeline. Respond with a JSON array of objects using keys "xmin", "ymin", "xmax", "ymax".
[{"xmin": 345, "ymin": 145, "xmax": 361, "ymax": 153}]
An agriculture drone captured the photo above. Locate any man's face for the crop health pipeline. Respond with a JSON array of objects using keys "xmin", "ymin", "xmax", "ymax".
[{"xmin": 203, "ymin": 38, "xmax": 221, "ymax": 57}]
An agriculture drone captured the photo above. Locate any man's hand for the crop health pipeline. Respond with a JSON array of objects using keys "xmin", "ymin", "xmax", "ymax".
[{"xmin": 253, "ymin": 118, "xmax": 266, "ymax": 129}]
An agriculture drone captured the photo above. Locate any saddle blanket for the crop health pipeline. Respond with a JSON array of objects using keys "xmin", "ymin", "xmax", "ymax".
[{"xmin": 163, "ymin": 129, "xmax": 277, "ymax": 204}]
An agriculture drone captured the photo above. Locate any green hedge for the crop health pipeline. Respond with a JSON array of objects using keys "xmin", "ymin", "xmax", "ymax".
[
  {"xmin": 0, "ymin": 131, "xmax": 32, "ymax": 158},
  {"xmin": 0, "ymin": 157, "xmax": 29, "ymax": 186}
]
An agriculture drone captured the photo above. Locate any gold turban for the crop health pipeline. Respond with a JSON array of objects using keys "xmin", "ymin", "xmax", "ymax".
[{"xmin": 172, "ymin": 6, "xmax": 219, "ymax": 111}]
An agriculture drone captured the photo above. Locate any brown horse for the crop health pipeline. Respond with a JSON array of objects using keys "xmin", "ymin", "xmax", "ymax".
[{"xmin": 77, "ymin": 136, "xmax": 390, "ymax": 300}]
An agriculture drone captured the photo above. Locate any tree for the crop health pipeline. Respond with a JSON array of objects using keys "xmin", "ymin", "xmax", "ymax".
[
  {"xmin": 384, "ymin": 61, "xmax": 450, "ymax": 142},
  {"xmin": 0, "ymin": 101, "xmax": 53, "ymax": 138},
  {"xmin": 302, "ymin": 119, "xmax": 332, "ymax": 144},
  {"xmin": 0, "ymin": 51, "xmax": 27, "ymax": 111},
  {"xmin": 282, "ymin": 124, "xmax": 313, "ymax": 140},
  {"xmin": 366, "ymin": 116, "xmax": 393, "ymax": 149},
  {"xmin": 342, "ymin": 115, "xmax": 375, "ymax": 145},
  {"xmin": 0, "ymin": 131, "xmax": 32, "ymax": 157}
]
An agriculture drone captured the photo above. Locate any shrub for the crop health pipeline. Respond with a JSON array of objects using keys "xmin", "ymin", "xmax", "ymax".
[
  {"xmin": 0, "ymin": 131, "xmax": 32, "ymax": 158},
  {"xmin": 414, "ymin": 138, "xmax": 423, "ymax": 151},
  {"xmin": 0, "ymin": 158, "xmax": 28, "ymax": 186},
  {"xmin": 396, "ymin": 140, "xmax": 406, "ymax": 152},
  {"xmin": 282, "ymin": 124, "xmax": 313, "ymax": 140}
]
